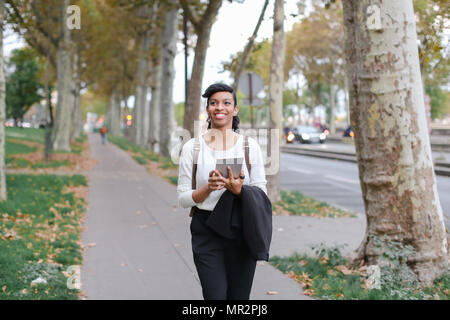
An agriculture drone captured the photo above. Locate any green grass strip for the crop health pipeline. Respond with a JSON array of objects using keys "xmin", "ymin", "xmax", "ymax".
[{"xmin": 0, "ymin": 173, "xmax": 87, "ymax": 300}]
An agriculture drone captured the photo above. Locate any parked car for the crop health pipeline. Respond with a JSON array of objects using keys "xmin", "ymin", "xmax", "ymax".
[{"xmin": 292, "ymin": 125, "xmax": 326, "ymax": 144}]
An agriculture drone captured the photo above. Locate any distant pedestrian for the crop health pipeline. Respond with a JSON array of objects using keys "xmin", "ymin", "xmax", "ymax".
[
  {"xmin": 177, "ymin": 83, "xmax": 271, "ymax": 300},
  {"xmin": 100, "ymin": 126, "xmax": 107, "ymax": 145}
]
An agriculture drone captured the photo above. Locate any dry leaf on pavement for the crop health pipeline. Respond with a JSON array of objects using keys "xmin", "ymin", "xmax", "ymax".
[{"xmin": 267, "ymin": 291, "xmax": 278, "ymax": 295}]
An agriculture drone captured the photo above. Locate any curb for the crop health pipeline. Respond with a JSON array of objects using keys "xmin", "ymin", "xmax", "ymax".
[{"xmin": 281, "ymin": 146, "xmax": 450, "ymax": 177}]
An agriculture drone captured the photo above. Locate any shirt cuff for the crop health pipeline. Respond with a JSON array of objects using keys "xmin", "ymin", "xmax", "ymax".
[{"xmin": 178, "ymin": 190, "xmax": 197, "ymax": 208}]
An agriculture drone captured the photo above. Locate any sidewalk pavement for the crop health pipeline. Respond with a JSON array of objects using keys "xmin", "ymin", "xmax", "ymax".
[{"xmin": 80, "ymin": 132, "xmax": 366, "ymax": 300}]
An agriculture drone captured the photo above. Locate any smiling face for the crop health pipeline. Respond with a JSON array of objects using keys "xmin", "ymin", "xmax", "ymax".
[{"xmin": 206, "ymin": 91, "xmax": 239, "ymax": 130}]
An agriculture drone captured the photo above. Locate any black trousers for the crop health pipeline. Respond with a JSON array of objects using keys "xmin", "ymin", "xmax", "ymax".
[{"xmin": 190, "ymin": 208, "xmax": 257, "ymax": 300}]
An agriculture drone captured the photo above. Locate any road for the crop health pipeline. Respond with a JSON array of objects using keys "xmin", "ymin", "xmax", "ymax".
[{"xmin": 280, "ymin": 152, "xmax": 450, "ymax": 229}]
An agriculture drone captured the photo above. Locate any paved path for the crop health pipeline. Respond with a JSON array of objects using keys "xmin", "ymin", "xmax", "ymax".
[{"xmin": 80, "ymin": 133, "xmax": 315, "ymax": 300}]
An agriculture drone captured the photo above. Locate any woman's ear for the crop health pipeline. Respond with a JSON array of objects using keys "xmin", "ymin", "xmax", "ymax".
[{"xmin": 233, "ymin": 105, "xmax": 239, "ymax": 116}]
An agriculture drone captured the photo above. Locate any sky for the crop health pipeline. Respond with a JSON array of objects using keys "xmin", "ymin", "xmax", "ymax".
[
  {"xmin": 173, "ymin": 0, "xmax": 301, "ymax": 103},
  {"xmin": 2, "ymin": 0, "xmax": 302, "ymax": 104}
]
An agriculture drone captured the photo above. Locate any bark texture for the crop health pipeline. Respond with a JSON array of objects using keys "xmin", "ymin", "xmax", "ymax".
[
  {"xmin": 107, "ymin": 88, "xmax": 121, "ymax": 137},
  {"xmin": 132, "ymin": 5, "xmax": 153, "ymax": 146},
  {"xmin": 182, "ymin": 0, "xmax": 222, "ymax": 136},
  {"xmin": 342, "ymin": 0, "xmax": 448, "ymax": 285},
  {"xmin": 51, "ymin": 0, "xmax": 72, "ymax": 151},
  {"xmin": 159, "ymin": 3, "xmax": 178, "ymax": 157},
  {"xmin": 0, "ymin": 0, "xmax": 7, "ymax": 200},
  {"xmin": 267, "ymin": 0, "xmax": 285, "ymax": 203}
]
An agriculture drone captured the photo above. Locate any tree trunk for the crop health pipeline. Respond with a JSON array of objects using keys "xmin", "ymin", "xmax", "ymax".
[
  {"xmin": 148, "ymin": 49, "xmax": 162, "ymax": 152},
  {"xmin": 328, "ymin": 82, "xmax": 336, "ymax": 134},
  {"xmin": 182, "ymin": 0, "xmax": 222, "ymax": 137},
  {"xmin": 107, "ymin": 88, "xmax": 121, "ymax": 136},
  {"xmin": 0, "ymin": 0, "xmax": 7, "ymax": 200},
  {"xmin": 342, "ymin": 0, "xmax": 448, "ymax": 285},
  {"xmin": 51, "ymin": 0, "xmax": 72, "ymax": 152},
  {"xmin": 267, "ymin": 0, "xmax": 285, "ymax": 203},
  {"xmin": 132, "ymin": 5, "xmax": 153, "ymax": 146},
  {"xmin": 70, "ymin": 48, "xmax": 82, "ymax": 141},
  {"xmin": 159, "ymin": 2, "xmax": 178, "ymax": 157}
]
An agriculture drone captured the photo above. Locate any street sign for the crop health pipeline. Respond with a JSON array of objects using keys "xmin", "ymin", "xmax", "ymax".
[
  {"xmin": 241, "ymin": 98, "xmax": 263, "ymax": 106},
  {"xmin": 238, "ymin": 72, "xmax": 264, "ymax": 98},
  {"xmin": 238, "ymin": 72, "xmax": 264, "ymax": 128}
]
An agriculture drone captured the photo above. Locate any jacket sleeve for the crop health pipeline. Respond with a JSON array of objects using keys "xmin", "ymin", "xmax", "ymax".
[
  {"xmin": 248, "ymin": 137, "xmax": 267, "ymax": 195},
  {"xmin": 177, "ymin": 139, "xmax": 197, "ymax": 208}
]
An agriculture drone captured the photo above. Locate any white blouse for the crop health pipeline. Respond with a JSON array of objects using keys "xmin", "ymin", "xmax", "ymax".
[{"xmin": 177, "ymin": 134, "xmax": 267, "ymax": 211}]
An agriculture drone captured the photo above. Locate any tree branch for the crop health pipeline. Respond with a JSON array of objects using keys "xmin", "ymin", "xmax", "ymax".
[{"xmin": 180, "ymin": 0, "xmax": 200, "ymax": 31}]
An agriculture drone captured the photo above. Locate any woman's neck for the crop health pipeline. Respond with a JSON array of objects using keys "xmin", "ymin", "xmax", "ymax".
[{"xmin": 204, "ymin": 126, "xmax": 239, "ymax": 150}]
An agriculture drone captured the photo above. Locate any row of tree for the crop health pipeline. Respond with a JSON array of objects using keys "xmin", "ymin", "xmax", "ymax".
[
  {"xmin": 0, "ymin": 0, "xmax": 447, "ymax": 287},
  {"xmin": 224, "ymin": 0, "xmax": 449, "ymax": 130}
]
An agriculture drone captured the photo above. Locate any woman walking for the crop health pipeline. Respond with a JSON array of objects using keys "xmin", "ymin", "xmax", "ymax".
[{"xmin": 177, "ymin": 83, "xmax": 269, "ymax": 300}]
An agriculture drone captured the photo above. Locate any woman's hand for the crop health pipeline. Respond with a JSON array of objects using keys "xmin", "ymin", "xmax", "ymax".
[
  {"xmin": 220, "ymin": 166, "xmax": 244, "ymax": 196},
  {"xmin": 207, "ymin": 169, "xmax": 225, "ymax": 191}
]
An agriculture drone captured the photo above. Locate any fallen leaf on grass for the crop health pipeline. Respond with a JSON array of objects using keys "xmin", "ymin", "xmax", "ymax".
[
  {"xmin": 327, "ymin": 269, "xmax": 337, "ymax": 276},
  {"xmin": 335, "ymin": 265, "xmax": 354, "ymax": 275},
  {"xmin": 302, "ymin": 289, "xmax": 315, "ymax": 296},
  {"xmin": 319, "ymin": 256, "xmax": 329, "ymax": 264},
  {"xmin": 267, "ymin": 291, "xmax": 278, "ymax": 295},
  {"xmin": 298, "ymin": 260, "xmax": 309, "ymax": 266},
  {"xmin": 335, "ymin": 293, "xmax": 344, "ymax": 298},
  {"xmin": 2, "ymin": 285, "xmax": 6, "ymax": 292}
]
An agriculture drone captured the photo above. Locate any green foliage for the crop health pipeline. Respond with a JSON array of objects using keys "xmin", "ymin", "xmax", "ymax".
[
  {"xmin": 311, "ymin": 243, "xmax": 348, "ymax": 267},
  {"xmin": 369, "ymin": 235, "xmax": 422, "ymax": 298},
  {"xmin": 5, "ymin": 47, "xmax": 43, "ymax": 122},
  {"xmin": 166, "ymin": 176, "xmax": 178, "ymax": 185},
  {"xmin": 175, "ymin": 102, "xmax": 185, "ymax": 126},
  {"xmin": 159, "ymin": 157, "xmax": 177, "ymax": 169},
  {"xmin": 132, "ymin": 156, "xmax": 148, "ymax": 165},
  {"xmin": 425, "ymin": 84, "xmax": 449, "ymax": 120}
]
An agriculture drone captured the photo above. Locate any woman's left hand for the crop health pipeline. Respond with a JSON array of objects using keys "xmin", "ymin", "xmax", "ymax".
[{"xmin": 220, "ymin": 166, "xmax": 244, "ymax": 196}]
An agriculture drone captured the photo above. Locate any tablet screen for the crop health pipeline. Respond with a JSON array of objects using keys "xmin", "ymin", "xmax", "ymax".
[{"xmin": 215, "ymin": 157, "xmax": 243, "ymax": 179}]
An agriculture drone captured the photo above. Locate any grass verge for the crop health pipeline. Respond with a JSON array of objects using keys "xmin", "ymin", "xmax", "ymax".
[
  {"xmin": 273, "ymin": 190, "xmax": 356, "ymax": 218},
  {"xmin": 270, "ymin": 242, "xmax": 449, "ymax": 300},
  {"xmin": 0, "ymin": 174, "xmax": 88, "ymax": 300}
]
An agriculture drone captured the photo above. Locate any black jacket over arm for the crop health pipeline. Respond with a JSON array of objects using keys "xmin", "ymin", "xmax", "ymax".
[{"xmin": 206, "ymin": 185, "xmax": 272, "ymax": 261}]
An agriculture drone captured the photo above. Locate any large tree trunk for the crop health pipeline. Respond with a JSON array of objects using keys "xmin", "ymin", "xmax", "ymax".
[
  {"xmin": 148, "ymin": 49, "xmax": 162, "ymax": 152},
  {"xmin": 107, "ymin": 88, "xmax": 121, "ymax": 136},
  {"xmin": 0, "ymin": 0, "xmax": 7, "ymax": 200},
  {"xmin": 132, "ymin": 5, "xmax": 153, "ymax": 146},
  {"xmin": 328, "ymin": 82, "xmax": 336, "ymax": 134},
  {"xmin": 159, "ymin": 2, "xmax": 178, "ymax": 157},
  {"xmin": 267, "ymin": 0, "xmax": 285, "ymax": 203},
  {"xmin": 70, "ymin": 48, "xmax": 82, "ymax": 141},
  {"xmin": 342, "ymin": 0, "xmax": 448, "ymax": 285},
  {"xmin": 51, "ymin": 0, "xmax": 72, "ymax": 152},
  {"xmin": 182, "ymin": 0, "xmax": 222, "ymax": 137}
]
